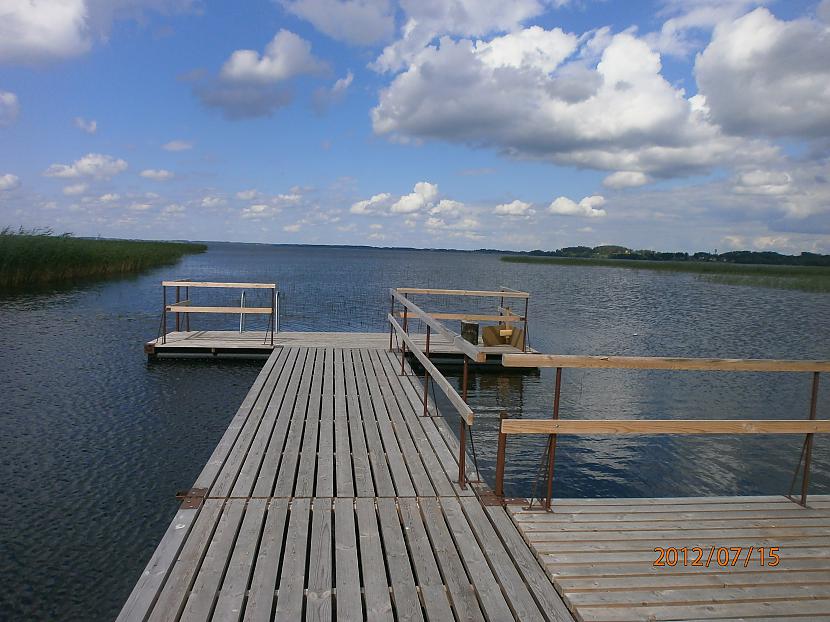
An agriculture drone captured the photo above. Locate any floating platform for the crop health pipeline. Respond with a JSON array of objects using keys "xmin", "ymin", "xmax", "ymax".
[
  {"xmin": 508, "ymin": 495, "xmax": 830, "ymax": 621},
  {"xmin": 119, "ymin": 346, "xmax": 572, "ymax": 621},
  {"xmin": 145, "ymin": 330, "xmax": 539, "ymax": 365}
]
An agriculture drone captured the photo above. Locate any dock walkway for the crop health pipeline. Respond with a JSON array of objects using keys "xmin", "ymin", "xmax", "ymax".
[
  {"xmin": 509, "ymin": 495, "xmax": 830, "ymax": 621},
  {"xmin": 119, "ymin": 344, "xmax": 572, "ymax": 621}
]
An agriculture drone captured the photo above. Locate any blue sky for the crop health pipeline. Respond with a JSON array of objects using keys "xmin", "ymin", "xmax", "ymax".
[{"xmin": 1, "ymin": 0, "xmax": 829, "ymax": 253}]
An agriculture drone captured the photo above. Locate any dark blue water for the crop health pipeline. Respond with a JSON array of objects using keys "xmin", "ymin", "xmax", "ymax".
[{"xmin": 1, "ymin": 242, "xmax": 828, "ymax": 620}]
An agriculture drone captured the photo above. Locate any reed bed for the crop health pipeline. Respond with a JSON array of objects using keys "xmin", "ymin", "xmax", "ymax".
[
  {"xmin": 0, "ymin": 228, "xmax": 207, "ymax": 290},
  {"xmin": 501, "ymin": 255, "xmax": 830, "ymax": 293}
]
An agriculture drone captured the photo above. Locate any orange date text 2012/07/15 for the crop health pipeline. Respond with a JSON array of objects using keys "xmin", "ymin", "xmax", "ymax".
[{"xmin": 654, "ymin": 546, "xmax": 781, "ymax": 568}]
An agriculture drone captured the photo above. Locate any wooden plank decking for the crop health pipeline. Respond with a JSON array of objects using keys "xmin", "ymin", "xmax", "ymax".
[
  {"xmin": 119, "ymin": 345, "xmax": 572, "ymax": 621},
  {"xmin": 145, "ymin": 331, "xmax": 536, "ymax": 362},
  {"xmin": 508, "ymin": 496, "xmax": 830, "ymax": 621}
]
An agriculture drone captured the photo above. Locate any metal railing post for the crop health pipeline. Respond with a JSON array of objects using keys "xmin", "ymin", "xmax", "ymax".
[
  {"xmin": 495, "ymin": 412, "xmax": 507, "ymax": 496},
  {"xmin": 462, "ymin": 356, "xmax": 469, "ymax": 402},
  {"xmin": 162, "ymin": 285, "xmax": 167, "ymax": 344},
  {"xmin": 389, "ymin": 294, "xmax": 395, "ymax": 351},
  {"xmin": 523, "ymin": 297, "xmax": 529, "ymax": 352},
  {"xmin": 185, "ymin": 287, "xmax": 190, "ymax": 331},
  {"xmin": 400, "ymin": 305, "xmax": 408, "ymax": 375},
  {"xmin": 800, "ymin": 371, "xmax": 820, "ymax": 506},
  {"xmin": 458, "ymin": 419, "xmax": 467, "ymax": 489},
  {"xmin": 175, "ymin": 286, "xmax": 181, "ymax": 332},
  {"xmin": 422, "ymin": 326, "xmax": 431, "ymax": 417},
  {"xmin": 545, "ymin": 366, "xmax": 563, "ymax": 510}
]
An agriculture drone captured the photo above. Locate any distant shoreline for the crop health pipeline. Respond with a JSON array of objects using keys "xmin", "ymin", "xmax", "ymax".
[{"xmin": 501, "ymin": 255, "xmax": 830, "ymax": 293}]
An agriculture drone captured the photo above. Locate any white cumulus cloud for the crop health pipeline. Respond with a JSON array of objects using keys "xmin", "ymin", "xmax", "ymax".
[
  {"xmin": 494, "ymin": 199, "xmax": 534, "ymax": 216},
  {"xmin": 140, "ymin": 168, "xmax": 175, "ymax": 181},
  {"xmin": 162, "ymin": 139, "xmax": 193, "ymax": 151},
  {"xmin": 0, "ymin": 91, "xmax": 20, "ymax": 126},
  {"xmin": 221, "ymin": 30, "xmax": 326, "ymax": 83},
  {"xmin": 603, "ymin": 171, "xmax": 651, "ymax": 189},
  {"xmin": 695, "ymin": 8, "xmax": 830, "ymax": 138},
  {"xmin": 350, "ymin": 192, "xmax": 392, "ymax": 214},
  {"xmin": 62, "ymin": 182, "xmax": 88, "ymax": 195},
  {"xmin": 391, "ymin": 181, "xmax": 439, "ymax": 213},
  {"xmin": 44, "ymin": 153, "xmax": 128, "ymax": 179},
  {"xmin": 280, "ymin": 0, "xmax": 395, "ymax": 45},
  {"xmin": 549, "ymin": 195, "xmax": 607, "ymax": 217},
  {"xmin": 74, "ymin": 116, "xmax": 97, "ymax": 134},
  {"xmin": 0, "ymin": 173, "xmax": 21, "ymax": 191}
]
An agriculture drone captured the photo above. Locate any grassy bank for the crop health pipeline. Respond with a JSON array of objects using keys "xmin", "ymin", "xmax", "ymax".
[
  {"xmin": 0, "ymin": 228, "xmax": 207, "ymax": 290},
  {"xmin": 501, "ymin": 255, "xmax": 830, "ymax": 293}
]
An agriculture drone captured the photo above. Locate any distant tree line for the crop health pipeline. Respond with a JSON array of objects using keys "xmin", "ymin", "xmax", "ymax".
[{"xmin": 504, "ymin": 245, "xmax": 830, "ymax": 266}]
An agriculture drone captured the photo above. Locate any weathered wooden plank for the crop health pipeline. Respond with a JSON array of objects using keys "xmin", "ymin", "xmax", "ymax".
[
  {"xmin": 372, "ymin": 349, "xmax": 455, "ymax": 497},
  {"xmin": 368, "ymin": 349, "xmax": 437, "ymax": 496},
  {"xmin": 418, "ymin": 498, "xmax": 486, "ymax": 622},
  {"xmin": 306, "ymin": 498, "xmax": 333, "ymax": 622},
  {"xmin": 376, "ymin": 498, "xmax": 424, "ymax": 622},
  {"xmin": 503, "ymin": 353, "xmax": 830, "ymax": 372},
  {"xmin": 211, "ymin": 348, "xmax": 292, "ymax": 497},
  {"xmin": 180, "ymin": 499, "xmax": 246, "ymax": 621},
  {"xmin": 116, "ymin": 507, "xmax": 199, "ymax": 622},
  {"xmin": 541, "ymin": 545, "xmax": 830, "ymax": 566},
  {"xmin": 244, "ymin": 498, "xmax": 289, "ymax": 621},
  {"xmin": 274, "ymin": 498, "xmax": 311, "ymax": 618},
  {"xmin": 334, "ymin": 498, "xmax": 362, "ymax": 622},
  {"xmin": 213, "ymin": 499, "xmax": 268, "ymax": 622},
  {"xmin": 193, "ymin": 349, "xmax": 283, "ymax": 492},
  {"xmin": 333, "ymin": 349, "xmax": 354, "ymax": 497},
  {"xmin": 166, "ymin": 306, "xmax": 273, "ymax": 314},
  {"xmin": 395, "ymin": 287, "xmax": 529, "ymax": 298},
  {"xmin": 295, "ymin": 349, "xmax": 324, "ymax": 497},
  {"xmin": 524, "ymin": 527, "xmax": 830, "ymax": 543},
  {"xmin": 316, "ymin": 348, "xmax": 335, "ymax": 498},
  {"xmin": 161, "ymin": 281, "xmax": 276, "ymax": 289},
  {"xmin": 273, "ymin": 350, "xmax": 315, "ymax": 497},
  {"xmin": 250, "ymin": 348, "xmax": 307, "ymax": 498},
  {"xmin": 230, "ymin": 348, "xmax": 299, "ymax": 498},
  {"xmin": 529, "ymin": 536, "xmax": 830, "ymax": 553},
  {"xmin": 398, "ymin": 498, "xmax": 455, "ymax": 621},
  {"xmin": 458, "ymin": 496, "xmax": 545, "ymax": 622},
  {"xmin": 514, "ymin": 508, "xmax": 829, "ymax": 524},
  {"xmin": 438, "ymin": 497, "xmax": 516, "ymax": 621},
  {"xmin": 355, "ymin": 498, "xmax": 393, "ymax": 622},
  {"xmin": 546, "ymin": 557, "xmax": 830, "ymax": 578},
  {"xmin": 147, "ymin": 500, "xmax": 225, "ymax": 622},
  {"xmin": 484, "ymin": 505, "xmax": 573, "ymax": 622},
  {"xmin": 352, "ymin": 350, "xmax": 396, "ymax": 497},
  {"xmin": 343, "ymin": 349, "xmax": 374, "ymax": 497},
  {"xmin": 566, "ymin": 583, "xmax": 830, "ymax": 608},
  {"xmin": 576, "ymin": 598, "xmax": 830, "ymax": 621},
  {"xmin": 501, "ymin": 419, "xmax": 830, "ymax": 435},
  {"xmin": 517, "ymin": 517, "xmax": 830, "ymax": 532},
  {"xmin": 556, "ymin": 570, "xmax": 830, "ymax": 592}
]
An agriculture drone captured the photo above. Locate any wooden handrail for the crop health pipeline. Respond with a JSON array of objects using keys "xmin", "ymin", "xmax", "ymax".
[
  {"xmin": 500, "ymin": 419, "xmax": 830, "ymax": 435},
  {"xmin": 502, "ymin": 354, "xmax": 830, "ymax": 373},
  {"xmin": 166, "ymin": 305, "xmax": 273, "ymax": 314},
  {"xmin": 161, "ymin": 281, "xmax": 276, "ymax": 289},
  {"xmin": 395, "ymin": 287, "xmax": 529, "ymax": 299},
  {"xmin": 389, "ymin": 314, "xmax": 474, "ymax": 426},
  {"xmin": 390, "ymin": 289, "xmax": 487, "ymax": 362},
  {"xmin": 395, "ymin": 311, "xmax": 523, "ymax": 323}
]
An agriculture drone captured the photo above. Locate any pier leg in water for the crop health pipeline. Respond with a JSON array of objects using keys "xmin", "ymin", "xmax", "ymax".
[{"xmin": 545, "ymin": 366, "xmax": 562, "ymax": 510}]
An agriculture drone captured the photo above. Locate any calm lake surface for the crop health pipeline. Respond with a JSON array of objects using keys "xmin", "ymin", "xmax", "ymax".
[{"xmin": 1, "ymin": 242, "xmax": 828, "ymax": 620}]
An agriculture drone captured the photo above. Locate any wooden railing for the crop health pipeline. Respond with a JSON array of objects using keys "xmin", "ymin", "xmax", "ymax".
[
  {"xmin": 388, "ymin": 286, "xmax": 530, "ymax": 488},
  {"xmin": 495, "ymin": 354, "xmax": 829, "ymax": 508},
  {"xmin": 160, "ymin": 280, "xmax": 278, "ymax": 346}
]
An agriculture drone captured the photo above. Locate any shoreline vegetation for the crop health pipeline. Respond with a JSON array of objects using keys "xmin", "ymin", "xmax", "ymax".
[
  {"xmin": 0, "ymin": 228, "xmax": 207, "ymax": 290},
  {"xmin": 502, "ymin": 248, "xmax": 830, "ymax": 293}
]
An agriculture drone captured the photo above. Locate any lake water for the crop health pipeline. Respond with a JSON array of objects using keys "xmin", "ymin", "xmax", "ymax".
[{"xmin": 1, "ymin": 242, "xmax": 828, "ymax": 620}]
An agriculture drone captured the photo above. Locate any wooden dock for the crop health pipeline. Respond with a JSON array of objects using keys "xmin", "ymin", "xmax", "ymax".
[
  {"xmin": 118, "ymin": 345, "xmax": 573, "ymax": 621},
  {"xmin": 144, "ymin": 331, "xmax": 536, "ymax": 364},
  {"xmin": 508, "ymin": 495, "xmax": 830, "ymax": 621}
]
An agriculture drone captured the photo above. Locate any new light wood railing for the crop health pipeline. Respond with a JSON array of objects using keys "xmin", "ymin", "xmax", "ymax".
[
  {"xmin": 160, "ymin": 280, "xmax": 278, "ymax": 346},
  {"xmin": 495, "ymin": 354, "xmax": 830, "ymax": 508}
]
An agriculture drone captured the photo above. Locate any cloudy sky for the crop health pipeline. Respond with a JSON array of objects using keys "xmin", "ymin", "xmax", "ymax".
[{"xmin": 1, "ymin": 0, "xmax": 829, "ymax": 253}]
